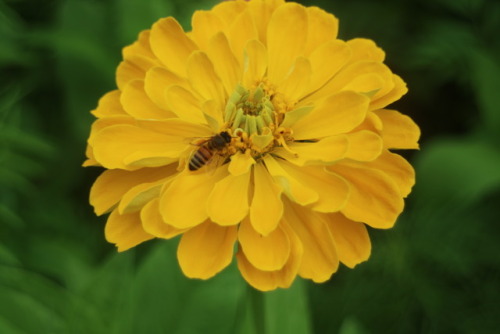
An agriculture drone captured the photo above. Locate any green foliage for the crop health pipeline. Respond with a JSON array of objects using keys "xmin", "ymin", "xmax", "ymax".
[{"xmin": 1, "ymin": 0, "xmax": 499, "ymax": 333}]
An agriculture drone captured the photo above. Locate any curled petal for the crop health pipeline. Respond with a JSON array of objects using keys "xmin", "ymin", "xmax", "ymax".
[
  {"xmin": 105, "ymin": 210, "xmax": 154, "ymax": 252},
  {"xmin": 160, "ymin": 170, "xmax": 225, "ymax": 229},
  {"xmin": 250, "ymin": 163, "xmax": 283, "ymax": 235},
  {"xmin": 331, "ymin": 162, "xmax": 404, "ymax": 229},
  {"xmin": 325, "ymin": 212, "xmax": 371, "ymax": 268},
  {"xmin": 364, "ymin": 150, "xmax": 416, "ymax": 197},
  {"xmin": 285, "ymin": 203, "xmax": 339, "ymax": 282},
  {"xmin": 141, "ymin": 199, "xmax": 185, "ymax": 239},
  {"xmin": 91, "ymin": 90, "xmax": 127, "ymax": 118},
  {"xmin": 236, "ymin": 222, "xmax": 303, "ymax": 291},
  {"xmin": 238, "ymin": 218, "xmax": 290, "ymax": 271},
  {"xmin": 207, "ymin": 171, "xmax": 251, "ymax": 226},
  {"xmin": 121, "ymin": 80, "xmax": 174, "ymax": 119},
  {"xmin": 374, "ymin": 109, "xmax": 420, "ymax": 149},
  {"xmin": 178, "ymin": 222, "xmax": 237, "ymax": 279}
]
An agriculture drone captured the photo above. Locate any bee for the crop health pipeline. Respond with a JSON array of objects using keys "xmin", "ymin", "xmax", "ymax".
[{"xmin": 188, "ymin": 131, "xmax": 232, "ymax": 171}]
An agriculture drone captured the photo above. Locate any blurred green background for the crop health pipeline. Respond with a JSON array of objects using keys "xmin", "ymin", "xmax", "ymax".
[{"xmin": 1, "ymin": 0, "xmax": 500, "ymax": 333}]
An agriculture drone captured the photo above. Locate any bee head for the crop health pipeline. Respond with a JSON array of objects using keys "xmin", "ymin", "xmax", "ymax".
[{"xmin": 220, "ymin": 131, "xmax": 232, "ymax": 143}]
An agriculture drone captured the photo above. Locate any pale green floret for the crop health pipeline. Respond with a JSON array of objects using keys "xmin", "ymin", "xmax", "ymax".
[
  {"xmin": 252, "ymin": 132, "xmax": 274, "ymax": 151},
  {"xmin": 233, "ymin": 108, "xmax": 245, "ymax": 129},
  {"xmin": 225, "ymin": 84, "xmax": 277, "ymax": 135}
]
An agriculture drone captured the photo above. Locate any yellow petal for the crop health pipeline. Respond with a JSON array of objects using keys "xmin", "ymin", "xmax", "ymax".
[
  {"xmin": 236, "ymin": 222, "xmax": 303, "ymax": 291},
  {"xmin": 165, "ymin": 85, "xmax": 206, "ymax": 123},
  {"xmin": 305, "ymin": 40, "xmax": 351, "ymax": 97},
  {"xmin": 285, "ymin": 204, "xmax": 339, "ymax": 282},
  {"xmin": 118, "ymin": 176, "xmax": 172, "ymax": 214},
  {"xmin": 149, "ymin": 17, "xmax": 197, "ymax": 76},
  {"xmin": 304, "ymin": 61, "xmax": 392, "ymax": 104},
  {"xmin": 91, "ymin": 90, "xmax": 127, "ymax": 118},
  {"xmin": 92, "ymin": 124, "xmax": 186, "ymax": 170},
  {"xmin": 276, "ymin": 163, "xmax": 349, "ymax": 213},
  {"xmin": 145, "ymin": 66, "xmax": 191, "ymax": 94},
  {"xmin": 243, "ymin": 39, "xmax": 268, "ymax": 87},
  {"xmin": 325, "ymin": 212, "xmax": 371, "ymax": 268},
  {"xmin": 186, "ymin": 51, "xmax": 225, "ymax": 109},
  {"xmin": 304, "ymin": 6, "xmax": 339, "ymax": 55},
  {"xmin": 238, "ymin": 218, "xmax": 290, "ymax": 271},
  {"xmin": 140, "ymin": 199, "xmax": 185, "ymax": 239},
  {"xmin": 345, "ymin": 130, "xmax": 383, "ymax": 161},
  {"xmin": 227, "ymin": 9, "xmax": 258, "ymax": 61},
  {"xmin": 191, "ymin": 10, "xmax": 224, "ymax": 51},
  {"xmin": 105, "ymin": 210, "xmax": 154, "ymax": 252},
  {"xmin": 177, "ymin": 222, "xmax": 237, "ymax": 279},
  {"xmin": 116, "ymin": 56, "xmax": 159, "ymax": 90},
  {"xmin": 267, "ymin": 2, "xmax": 308, "ymax": 83},
  {"xmin": 370, "ymin": 74, "xmax": 408, "ymax": 110},
  {"xmin": 228, "ymin": 151, "xmax": 256, "ymax": 176},
  {"xmin": 277, "ymin": 135, "xmax": 348, "ymax": 166},
  {"xmin": 363, "ymin": 150, "xmax": 415, "ymax": 197},
  {"xmin": 264, "ymin": 155, "xmax": 318, "ymax": 206},
  {"xmin": 246, "ymin": 0, "xmax": 274, "ymax": 44},
  {"xmin": 122, "ymin": 30, "xmax": 155, "ymax": 60},
  {"xmin": 374, "ymin": 109, "xmax": 420, "ymax": 149},
  {"xmin": 293, "ymin": 91, "xmax": 369, "ymax": 140},
  {"xmin": 250, "ymin": 163, "xmax": 283, "ymax": 236},
  {"xmin": 207, "ymin": 171, "xmax": 251, "ymax": 226},
  {"xmin": 121, "ymin": 80, "xmax": 173, "ymax": 119},
  {"xmin": 331, "ymin": 162, "xmax": 404, "ymax": 229},
  {"xmin": 83, "ymin": 144, "xmax": 99, "ymax": 167},
  {"xmin": 279, "ymin": 57, "xmax": 312, "ymax": 101},
  {"xmin": 346, "ymin": 38, "xmax": 385, "ymax": 63},
  {"xmin": 341, "ymin": 73, "xmax": 385, "ymax": 97},
  {"xmin": 144, "ymin": 68, "xmax": 182, "ymax": 112},
  {"xmin": 160, "ymin": 170, "xmax": 225, "ymax": 229},
  {"xmin": 201, "ymin": 100, "xmax": 224, "ymax": 130},
  {"xmin": 212, "ymin": 0, "xmax": 248, "ymax": 27},
  {"xmin": 207, "ymin": 32, "xmax": 241, "ymax": 96},
  {"xmin": 90, "ymin": 166, "xmax": 175, "ymax": 215},
  {"xmin": 87, "ymin": 116, "xmax": 135, "ymax": 147}
]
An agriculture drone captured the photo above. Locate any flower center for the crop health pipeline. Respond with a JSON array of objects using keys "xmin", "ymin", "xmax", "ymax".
[
  {"xmin": 224, "ymin": 84, "xmax": 277, "ymax": 136},
  {"xmin": 221, "ymin": 83, "xmax": 297, "ymax": 160}
]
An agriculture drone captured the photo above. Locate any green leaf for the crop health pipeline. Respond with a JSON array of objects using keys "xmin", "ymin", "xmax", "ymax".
[
  {"xmin": 469, "ymin": 49, "xmax": 500, "ymax": 134},
  {"xmin": 131, "ymin": 241, "xmax": 246, "ymax": 334},
  {"xmin": 413, "ymin": 138, "xmax": 500, "ymax": 206},
  {"xmin": 264, "ymin": 279, "xmax": 313, "ymax": 334},
  {"xmin": 67, "ymin": 252, "xmax": 136, "ymax": 334},
  {"xmin": 339, "ymin": 317, "xmax": 371, "ymax": 334},
  {"xmin": 114, "ymin": 0, "xmax": 174, "ymax": 45},
  {"xmin": 0, "ymin": 265, "xmax": 69, "ymax": 333}
]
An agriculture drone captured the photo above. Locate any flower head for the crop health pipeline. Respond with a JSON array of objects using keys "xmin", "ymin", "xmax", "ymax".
[{"xmin": 85, "ymin": 0, "xmax": 420, "ymax": 291}]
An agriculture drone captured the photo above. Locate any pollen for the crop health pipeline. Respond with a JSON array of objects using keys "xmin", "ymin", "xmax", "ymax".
[{"xmin": 223, "ymin": 83, "xmax": 295, "ymax": 160}]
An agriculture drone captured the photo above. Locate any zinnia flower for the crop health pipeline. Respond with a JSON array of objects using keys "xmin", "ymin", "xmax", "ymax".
[{"xmin": 85, "ymin": 0, "xmax": 420, "ymax": 291}]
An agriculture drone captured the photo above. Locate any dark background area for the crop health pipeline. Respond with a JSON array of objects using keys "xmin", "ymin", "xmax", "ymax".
[{"xmin": 1, "ymin": 0, "xmax": 499, "ymax": 333}]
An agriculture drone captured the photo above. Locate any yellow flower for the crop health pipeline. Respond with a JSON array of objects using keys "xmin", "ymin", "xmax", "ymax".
[{"xmin": 85, "ymin": 0, "xmax": 420, "ymax": 291}]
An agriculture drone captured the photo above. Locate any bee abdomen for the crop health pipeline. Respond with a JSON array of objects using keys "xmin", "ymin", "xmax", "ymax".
[{"xmin": 189, "ymin": 146, "xmax": 213, "ymax": 171}]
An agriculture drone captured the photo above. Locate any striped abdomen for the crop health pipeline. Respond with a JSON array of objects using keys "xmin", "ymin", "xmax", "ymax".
[
  {"xmin": 189, "ymin": 145, "xmax": 214, "ymax": 171},
  {"xmin": 188, "ymin": 131, "xmax": 232, "ymax": 171}
]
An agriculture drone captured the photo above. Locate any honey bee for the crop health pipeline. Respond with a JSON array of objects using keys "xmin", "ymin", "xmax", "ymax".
[{"xmin": 188, "ymin": 131, "xmax": 232, "ymax": 171}]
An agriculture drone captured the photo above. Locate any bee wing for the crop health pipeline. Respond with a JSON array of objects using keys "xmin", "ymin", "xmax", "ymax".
[{"xmin": 203, "ymin": 152, "xmax": 227, "ymax": 176}]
